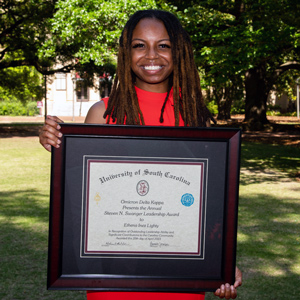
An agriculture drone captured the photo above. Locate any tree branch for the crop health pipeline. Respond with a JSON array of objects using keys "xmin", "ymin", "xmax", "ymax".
[
  {"xmin": 275, "ymin": 61, "xmax": 300, "ymax": 77},
  {"xmin": 0, "ymin": 59, "xmax": 75, "ymax": 75},
  {"xmin": 34, "ymin": 63, "xmax": 75, "ymax": 75}
]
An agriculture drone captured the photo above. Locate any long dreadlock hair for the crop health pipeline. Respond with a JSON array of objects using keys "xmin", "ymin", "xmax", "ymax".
[{"xmin": 104, "ymin": 9, "xmax": 210, "ymax": 127}]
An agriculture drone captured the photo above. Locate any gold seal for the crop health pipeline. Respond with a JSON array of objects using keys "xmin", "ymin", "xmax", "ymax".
[{"xmin": 94, "ymin": 193, "xmax": 101, "ymax": 205}]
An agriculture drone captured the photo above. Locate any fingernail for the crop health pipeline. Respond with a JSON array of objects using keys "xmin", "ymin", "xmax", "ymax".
[{"xmin": 58, "ymin": 132, "xmax": 62, "ymax": 137}]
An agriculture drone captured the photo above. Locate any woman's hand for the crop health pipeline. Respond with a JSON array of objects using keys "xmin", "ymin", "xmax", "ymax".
[
  {"xmin": 39, "ymin": 115, "xmax": 64, "ymax": 152},
  {"xmin": 214, "ymin": 267, "xmax": 242, "ymax": 299}
]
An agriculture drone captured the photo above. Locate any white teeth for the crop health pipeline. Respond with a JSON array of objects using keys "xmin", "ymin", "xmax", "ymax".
[{"xmin": 144, "ymin": 65, "xmax": 162, "ymax": 70}]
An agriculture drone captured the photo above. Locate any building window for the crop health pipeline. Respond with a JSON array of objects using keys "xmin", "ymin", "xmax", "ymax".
[
  {"xmin": 56, "ymin": 73, "xmax": 66, "ymax": 90},
  {"xmin": 76, "ymin": 80, "xmax": 89, "ymax": 102},
  {"xmin": 99, "ymin": 72, "xmax": 113, "ymax": 98}
]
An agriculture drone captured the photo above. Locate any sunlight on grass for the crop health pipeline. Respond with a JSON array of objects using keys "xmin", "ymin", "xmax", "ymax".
[
  {"xmin": 273, "ymin": 214, "xmax": 300, "ymax": 224},
  {"xmin": 291, "ymin": 258, "xmax": 300, "ymax": 275},
  {"xmin": 281, "ymin": 157, "xmax": 300, "ymax": 161},
  {"xmin": 237, "ymin": 232, "xmax": 249, "ymax": 242},
  {"xmin": 261, "ymin": 264, "xmax": 289, "ymax": 276},
  {"xmin": 9, "ymin": 216, "xmax": 48, "ymax": 228}
]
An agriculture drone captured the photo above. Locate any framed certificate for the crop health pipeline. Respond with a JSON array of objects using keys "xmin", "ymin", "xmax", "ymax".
[{"xmin": 48, "ymin": 124, "xmax": 241, "ymax": 292}]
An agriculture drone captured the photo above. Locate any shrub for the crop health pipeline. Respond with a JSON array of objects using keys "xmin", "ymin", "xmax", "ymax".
[
  {"xmin": 231, "ymin": 99, "xmax": 245, "ymax": 115},
  {"xmin": 0, "ymin": 101, "xmax": 39, "ymax": 116},
  {"xmin": 267, "ymin": 104, "xmax": 281, "ymax": 112},
  {"xmin": 206, "ymin": 100, "xmax": 218, "ymax": 116},
  {"xmin": 26, "ymin": 102, "xmax": 40, "ymax": 116}
]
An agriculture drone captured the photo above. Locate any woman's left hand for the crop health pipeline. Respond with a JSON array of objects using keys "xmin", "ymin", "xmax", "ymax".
[{"xmin": 214, "ymin": 267, "xmax": 242, "ymax": 299}]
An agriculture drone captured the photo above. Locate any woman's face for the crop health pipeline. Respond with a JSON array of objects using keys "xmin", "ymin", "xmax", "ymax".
[{"xmin": 130, "ymin": 18, "xmax": 173, "ymax": 93}]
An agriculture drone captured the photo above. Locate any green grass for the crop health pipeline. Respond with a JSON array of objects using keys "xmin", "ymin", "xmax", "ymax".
[
  {"xmin": 0, "ymin": 137, "xmax": 85, "ymax": 300},
  {"xmin": 207, "ymin": 142, "xmax": 300, "ymax": 300},
  {"xmin": 1, "ymin": 138, "xmax": 299, "ymax": 299}
]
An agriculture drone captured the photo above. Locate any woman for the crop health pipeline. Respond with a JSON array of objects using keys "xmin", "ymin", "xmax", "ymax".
[{"xmin": 40, "ymin": 9, "xmax": 242, "ymax": 300}]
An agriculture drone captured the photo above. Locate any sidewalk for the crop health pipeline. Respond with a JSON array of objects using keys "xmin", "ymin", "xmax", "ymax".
[
  {"xmin": 0, "ymin": 115, "xmax": 299, "ymax": 147},
  {"xmin": 1, "ymin": 115, "xmax": 299, "ymax": 124},
  {"xmin": 0, "ymin": 116, "xmax": 86, "ymax": 138},
  {"xmin": 0, "ymin": 116, "xmax": 86, "ymax": 123}
]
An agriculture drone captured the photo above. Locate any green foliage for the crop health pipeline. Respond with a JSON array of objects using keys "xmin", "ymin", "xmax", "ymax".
[
  {"xmin": 205, "ymin": 99, "xmax": 218, "ymax": 115},
  {"xmin": 266, "ymin": 110, "xmax": 297, "ymax": 117},
  {"xmin": 191, "ymin": 0, "xmax": 300, "ymax": 74},
  {"xmin": 0, "ymin": 0, "xmax": 57, "ymax": 72},
  {"xmin": 274, "ymin": 69, "xmax": 300, "ymax": 101},
  {"xmin": 164, "ymin": 0, "xmax": 300, "ymax": 121},
  {"xmin": 40, "ymin": 0, "xmax": 158, "ymax": 67},
  {"xmin": 2, "ymin": 0, "xmax": 299, "ymax": 121},
  {"xmin": 0, "ymin": 66, "xmax": 43, "ymax": 104},
  {"xmin": 0, "ymin": 101, "xmax": 39, "ymax": 116},
  {"xmin": 231, "ymin": 99, "xmax": 245, "ymax": 115}
]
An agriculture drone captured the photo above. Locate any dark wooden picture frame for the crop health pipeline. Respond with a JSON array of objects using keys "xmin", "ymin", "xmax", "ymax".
[{"xmin": 48, "ymin": 124, "xmax": 241, "ymax": 293}]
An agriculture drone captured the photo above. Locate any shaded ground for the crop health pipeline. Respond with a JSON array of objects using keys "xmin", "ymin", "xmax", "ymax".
[
  {"xmin": 0, "ymin": 123, "xmax": 43, "ymax": 137},
  {"xmin": 0, "ymin": 116, "xmax": 85, "ymax": 138},
  {"xmin": 0, "ymin": 115, "xmax": 299, "ymax": 147},
  {"xmin": 214, "ymin": 115, "xmax": 300, "ymax": 147}
]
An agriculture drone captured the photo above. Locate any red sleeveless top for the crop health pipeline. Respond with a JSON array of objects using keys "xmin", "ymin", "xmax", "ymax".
[
  {"xmin": 102, "ymin": 86, "xmax": 185, "ymax": 126},
  {"xmin": 87, "ymin": 86, "xmax": 205, "ymax": 300}
]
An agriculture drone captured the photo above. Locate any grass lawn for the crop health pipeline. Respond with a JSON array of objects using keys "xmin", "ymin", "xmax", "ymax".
[
  {"xmin": 0, "ymin": 137, "xmax": 299, "ymax": 299},
  {"xmin": 0, "ymin": 137, "xmax": 86, "ymax": 300}
]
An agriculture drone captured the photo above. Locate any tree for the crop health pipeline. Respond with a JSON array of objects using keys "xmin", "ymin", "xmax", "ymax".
[
  {"xmin": 2, "ymin": 0, "xmax": 299, "ymax": 122},
  {"xmin": 1, "ymin": 0, "xmax": 158, "ymax": 99},
  {"xmin": 1, "ymin": 0, "xmax": 157, "ymax": 76},
  {"xmin": 40, "ymin": 0, "xmax": 158, "ymax": 80},
  {"xmin": 0, "ymin": 0, "xmax": 69, "ymax": 75},
  {"xmin": 161, "ymin": 0, "xmax": 300, "ymax": 128},
  {"xmin": 0, "ymin": 66, "xmax": 43, "ymax": 104}
]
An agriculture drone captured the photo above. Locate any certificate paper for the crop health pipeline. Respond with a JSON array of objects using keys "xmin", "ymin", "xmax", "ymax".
[{"xmin": 81, "ymin": 157, "xmax": 207, "ymax": 257}]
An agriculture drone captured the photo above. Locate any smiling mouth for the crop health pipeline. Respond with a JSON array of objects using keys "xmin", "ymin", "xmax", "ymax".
[{"xmin": 143, "ymin": 65, "xmax": 163, "ymax": 71}]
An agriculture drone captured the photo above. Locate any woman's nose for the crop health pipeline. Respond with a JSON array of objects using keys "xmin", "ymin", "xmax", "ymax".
[{"xmin": 145, "ymin": 46, "xmax": 158, "ymax": 59}]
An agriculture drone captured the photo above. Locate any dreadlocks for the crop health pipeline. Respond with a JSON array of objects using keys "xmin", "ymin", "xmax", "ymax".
[{"xmin": 104, "ymin": 9, "xmax": 210, "ymax": 127}]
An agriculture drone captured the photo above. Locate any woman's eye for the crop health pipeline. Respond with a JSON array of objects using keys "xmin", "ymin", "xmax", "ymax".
[
  {"xmin": 132, "ymin": 43, "xmax": 145, "ymax": 48},
  {"xmin": 159, "ymin": 44, "xmax": 171, "ymax": 49}
]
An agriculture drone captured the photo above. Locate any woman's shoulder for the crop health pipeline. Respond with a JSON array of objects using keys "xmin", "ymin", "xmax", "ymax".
[{"xmin": 85, "ymin": 100, "xmax": 106, "ymax": 124}]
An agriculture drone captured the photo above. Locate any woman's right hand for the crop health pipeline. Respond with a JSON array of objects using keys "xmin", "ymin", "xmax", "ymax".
[{"xmin": 39, "ymin": 115, "xmax": 64, "ymax": 152}]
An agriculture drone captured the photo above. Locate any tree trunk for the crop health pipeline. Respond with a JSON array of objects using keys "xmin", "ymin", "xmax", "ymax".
[
  {"xmin": 217, "ymin": 97, "xmax": 232, "ymax": 120},
  {"xmin": 244, "ymin": 64, "xmax": 269, "ymax": 130},
  {"xmin": 213, "ymin": 86, "xmax": 232, "ymax": 120}
]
